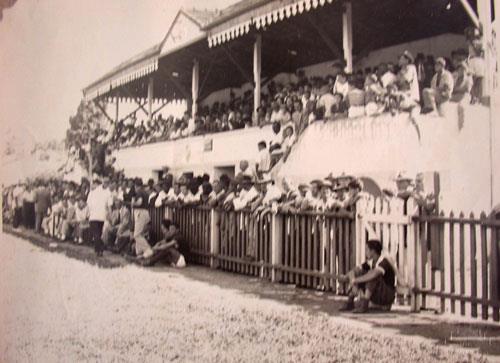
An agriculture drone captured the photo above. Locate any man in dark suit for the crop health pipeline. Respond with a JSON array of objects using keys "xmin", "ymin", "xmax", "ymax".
[{"xmin": 34, "ymin": 182, "xmax": 52, "ymax": 233}]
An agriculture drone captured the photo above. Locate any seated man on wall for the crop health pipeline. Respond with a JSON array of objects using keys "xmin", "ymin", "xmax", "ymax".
[
  {"xmin": 138, "ymin": 219, "xmax": 187, "ymax": 268},
  {"xmin": 338, "ymin": 239, "xmax": 397, "ymax": 313},
  {"xmin": 422, "ymin": 57, "xmax": 454, "ymax": 116}
]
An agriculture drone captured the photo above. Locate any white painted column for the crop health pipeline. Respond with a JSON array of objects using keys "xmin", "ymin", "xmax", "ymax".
[
  {"xmin": 192, "ymin": 58, "xmax": 199, "ymax": 118},
  {"xmin": 147, "ymin": 76, "xmax": 154, "ymax": 121},
  {"xmin": 342, "ymin": 1, "xmax": 353, "ymax": 73},
  {"xmin": 253, "ymin": 34, "xmax": 262, "ymax": 125},
  {"xmin": 477, "ymin": 0, "xmax": 493, "ymax": 99}
]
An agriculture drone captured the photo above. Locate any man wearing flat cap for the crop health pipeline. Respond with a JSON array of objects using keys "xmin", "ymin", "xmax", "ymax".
[{"xmin": 422, "ymin": 57, "xmax": 454, "ymax": 115}]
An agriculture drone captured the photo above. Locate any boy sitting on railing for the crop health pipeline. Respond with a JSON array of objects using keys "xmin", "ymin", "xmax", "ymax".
[{"xmin": 338, "ymin": 239, "xmax": 396, "ymax": 313}]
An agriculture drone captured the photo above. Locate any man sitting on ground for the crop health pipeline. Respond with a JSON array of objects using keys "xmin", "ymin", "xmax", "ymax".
[
  {"xmin": 138, "ymin": 219, "xmax": 187, "ymax": 268},
  {"xmin": 338, "ymin": 239, "xmax": 396, "ymax": 313}
]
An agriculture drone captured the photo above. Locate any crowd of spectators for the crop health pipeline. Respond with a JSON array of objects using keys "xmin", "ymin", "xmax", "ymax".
[
  {"xmin": 97, "ymin": 27, "xmax": 484, "ymax": 150},
  {"xmin": 3, "ymin": 160, "xmax": 436, "ymax": 265}
]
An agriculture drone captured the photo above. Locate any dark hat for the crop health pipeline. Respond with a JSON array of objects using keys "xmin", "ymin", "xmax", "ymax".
[{"xmin": 310, "ymin": 179, "xmax": 323, "ymax": 187}]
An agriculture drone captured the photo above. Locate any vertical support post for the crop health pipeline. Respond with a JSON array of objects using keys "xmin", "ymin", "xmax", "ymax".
[
  {"xmin": 253, "ymin": 33, "xmax": 262, "ymax": 125},
  {"xmin": 147, "ymin": 76, "xmax": 154, "ymax": 122},
  {"xmin": 115, "ymin": 97, "xmax": 119, "ymax": 123},
  {"xmin": 477, "ymin": 0, "xmax": 493, "ymax": 100},
  {"xmin": 210, "ymin": 209, "xmax": 220, "ymax": 268},
  {"xmin": 192, "ymin": 58, "xmax": 199, "ymax": 119},
  {"xmin": 342, "ymin": 1, "xmax": 353, "ymax": 73},
  {"xmin": 271, "ymin": 213, "xmax": 283, "ymax": 282}
]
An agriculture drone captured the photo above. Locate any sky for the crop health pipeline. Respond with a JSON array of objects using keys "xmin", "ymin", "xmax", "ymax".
[{"xmin": 0, "ymin": 0, "xmax": 238, "ymax": 144}]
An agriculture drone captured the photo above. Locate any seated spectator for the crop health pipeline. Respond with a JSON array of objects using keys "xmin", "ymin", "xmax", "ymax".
[
  {"xmin": 74, "ymin": 196, "xmax": 90, "ymax": 244},
  {"xmin": 451, "ymin": 61, "xmax": 474, "ymax": 104},
  {"xmin": 60, "ymin": 195, "xmax": 77, "ymax": 241},
  {"xmin": 113, "ymin": 198, "xmax": 132, "ymax": 252},
  {"xmin": 397, "ymin": 51, "xmax": 420, "ymax": 112},
  {"xmin": 138, "ymin": 220, "xmax": 187, "ymax": 267},
  {"xmin": 317, "ymin": 84, "xmax": 337, "ymax": 120},
  {"xmin": 422, "ymin": 57, "xmax": 454, "ymax": 116},
  {"xmin": 102, "ymin": 198, "xmax": 121, "ymax": 246},
  {"xmin": 281, "ymin": 123, "xmax": 297, "ymax": 162},
  {"xmin": 378, "ymin": 62, "xmax": 396, "ymax": 89},
  {"xmin": 333, "ymin": 72, "xmax": 350, "ymax": 99},
  {"xmin": 338, "ymin": 239, "xmax": 397, "ymax": 313}
]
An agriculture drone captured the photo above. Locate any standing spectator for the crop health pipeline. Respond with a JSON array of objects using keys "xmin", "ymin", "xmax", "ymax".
[
  {"xmin": 422, "ymin": 57, "xmax": 454, "ymax": 115},
  {"xmin": 132, "ymin": 179, "xmax": 153, "ymax": 258},
  {"xmin": 87, "ymin": 179, "xmax": 110, "ymax": 256},
  {"xmin": 22, "ymin": 183, "xmax": 36, "ymax": 229},
  {"xmin": 12, "ymin": 183, "xmax": 24, "ymax": 228},
  {"xmin": 256, "ymin": 141, "xmax": 271, "ymax": 178},
  {"xmin": 34, "ymin": 181, "xmax": 52, "ymax": 233}
]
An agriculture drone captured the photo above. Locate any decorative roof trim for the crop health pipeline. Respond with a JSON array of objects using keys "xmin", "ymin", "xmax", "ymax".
[{"xmin": 207, "ymin": 0, "xmax": 334, "ymax": 48}]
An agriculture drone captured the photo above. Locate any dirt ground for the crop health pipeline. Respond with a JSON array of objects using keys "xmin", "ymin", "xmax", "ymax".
[{"xmin": 0, "ymin": 230, "xmax": 496, "ymax": 362}]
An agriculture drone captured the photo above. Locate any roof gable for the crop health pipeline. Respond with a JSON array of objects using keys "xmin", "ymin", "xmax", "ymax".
[{"xmin": 160, "ymin": 9, "xmax": 215, "ymax": 56}]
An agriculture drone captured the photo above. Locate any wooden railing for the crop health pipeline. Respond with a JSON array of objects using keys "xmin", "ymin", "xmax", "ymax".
[
  {"xmin": 275, "ymin": 211, "xmax": 355, "ymax": 293},
  {"xmin": 216, "ymin": 210, "xmax": 273, "ymax": 278},
  {"xmin": 148, "ymin": 202, "xmax": 500, "ymax": 323},
  {"xmin": 413, "ymin": 212, "xmax": 500, "ymax": 322}
]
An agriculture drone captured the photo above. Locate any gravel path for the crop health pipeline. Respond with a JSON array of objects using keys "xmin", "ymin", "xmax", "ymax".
[{"xmin": 0, "ymin": 232, "xmax": 489, "ymax": 362}]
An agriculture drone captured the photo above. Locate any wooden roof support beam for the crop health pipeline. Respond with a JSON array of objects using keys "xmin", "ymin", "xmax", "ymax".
[
  {"xmin": 151, "ymin": 100, "xmax": 169, "ymax": 117},
  {"xmin": 119, "ymin": 100, "xmax": 147, "ymax": 123},
  {"xmin": 199, "ymin": 54, "xmax": 216, "ymax": 97},
  {"xmin": 122, "ymin": 84, "xmax": 150, "ymax": 116},
  {"xmin": 94, "ymin": 99, "xmax": 115, "ymax": 124},
  {"xmin": 160, "ymin": 67, "xmax": 191, "ymax": 100},
  {"xmin": 222, "ymin": 45, "xmax": 254, "ymax": 86},
  {"xmin": 305, "ymin": 13, "xmax": 343, "ymax": 61}
]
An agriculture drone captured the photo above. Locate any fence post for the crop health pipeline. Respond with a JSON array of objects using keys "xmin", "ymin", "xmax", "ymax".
[
  {"xmin": 210, "ymin": 209, "xmax": 220, "ymax": 269},
  {"xmin": 355, "ymin": 200, "xmax": 365, "ymax": 266},
  {"xmin": 408, "ymin": 199, "xmax": 420, "ymax": 312},
  {"xmin": 271, "ymin": 213, "xmax": 283, "ymax": 282}
]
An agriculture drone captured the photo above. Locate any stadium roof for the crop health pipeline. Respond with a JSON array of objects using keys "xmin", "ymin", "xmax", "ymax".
[{"xmin": 83, "ymin": 0, "xmax": 476, "ymax": 103}]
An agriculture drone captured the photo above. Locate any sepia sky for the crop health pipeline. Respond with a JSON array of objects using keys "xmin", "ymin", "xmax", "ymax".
[{"xmin": 0, "ymin": 0, "xmax": 237, "ymax": 144}]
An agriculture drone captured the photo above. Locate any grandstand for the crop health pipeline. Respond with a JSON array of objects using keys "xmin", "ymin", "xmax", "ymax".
[{"xmin": 81, "ymin": 0, "xmax": 500, "ymax": 213}]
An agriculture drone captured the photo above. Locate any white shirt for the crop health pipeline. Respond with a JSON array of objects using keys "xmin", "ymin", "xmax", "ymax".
[
  {"xmin": 154, "ymin": 190, "xmax": 168, "ymax": 207},
  {"xmin": 333, "ymin": 80, "xmax": 349, "ymax": 98},
  {"xmin": 75, "ymin": 206, "xmax": 90, "ymax": 222},
  {"xmin": 262, "ymin": 185, "xmax": 283, "ymax": 206},
  {"xmin": 381, "ymin": 71, "xmax": 397, "ymax": 88},
  {"xmin": 257, "ymin": 149, "xmax": 271, "ymax": 173},
  {"xmin": 317, "ymin": 93, "xmax": 336, "ymax": 118},
  {"xmin": 87, "ymin": 185, "xmax": 111, "ymax": 221},
  {"xmin": 233, "ymin": 186, "xmax": 260, "ymax": 210}
]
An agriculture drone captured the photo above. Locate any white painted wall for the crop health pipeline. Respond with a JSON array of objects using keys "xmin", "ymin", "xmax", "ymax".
[
  {"xmin": 113, "ymin": 125, "xmax": 274, "ymax": 181},
  {"xmin": 274, "ymin": 104, "xmax": 493, "ymax": 214}
]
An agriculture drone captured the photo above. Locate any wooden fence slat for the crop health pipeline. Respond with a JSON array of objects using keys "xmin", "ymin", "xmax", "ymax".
[
  {"xmin": 470, "ymin": 213, "xmax": 478, "ymax": 318},
  {"xmin": 301, "ymin": 215, "xmax": 307, "ymax": 287},
  {"xmin": 449, "ymin": 212, "xmax": 456, "ymax": 314},
  {"xmin": 331, "ymin": 217, "xmax": 338, "ymax": 293},
  {"xmin": 480, "ymin": 212, "xmax": 489, "ymax": 320},
  {"xmin": 490, "ymin": 223, "xmax": 499, "ymax": 322},
  {"xmin": 459, "ymin": 214, "xmax": 466, "ymax": 316}
]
